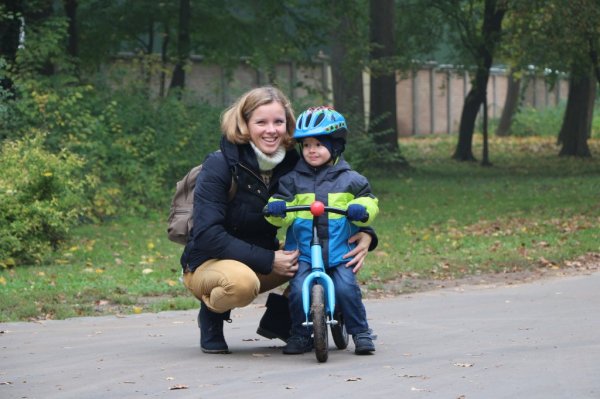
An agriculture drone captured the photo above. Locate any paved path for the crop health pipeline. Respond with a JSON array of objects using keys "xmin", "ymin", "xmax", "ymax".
[{"xmin": 2, "ymin": 272, "xmax": 599, "ymax": 399}]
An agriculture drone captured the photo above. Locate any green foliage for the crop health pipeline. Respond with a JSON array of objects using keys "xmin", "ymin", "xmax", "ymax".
[
  {"xmin": 503, "ymin": 102, "xmax": 600, "ymax": 138},
  {"xmin": 14, "ymin": 15, "xmax": 74, "ymax": 78},
  {"xmin": 0, "ymin": 133, "xmax": 90, "ymax": 268},
  {"xmin": 396, "ymin": 1, "xmax": 448, "ymax": 65},
  {"xmin": 97, "ymin": 86, "xmax": 223, "ymax": 208},
  {"xmin": 1, "ymin": 78, "xmax": 222, "ymax": 218},
  {"xmin": 344, "ymin": 113, "xmax": 409, "ymax": 175},
  {"xmin": 506, "ymin": 0, "xmax": 600, "ymax": 78},
  {"xmin": 510, "ymin": 104, "xmax": 566, "ymax": 137}
]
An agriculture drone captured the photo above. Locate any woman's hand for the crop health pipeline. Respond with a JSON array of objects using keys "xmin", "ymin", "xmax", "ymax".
[
  {"xmin": 272, "ymin": 249, "xmax": 299, "ymax": 277},
  {"xmin": 343, "ymin": 231, "xmax": 372, "ymax": 273}
]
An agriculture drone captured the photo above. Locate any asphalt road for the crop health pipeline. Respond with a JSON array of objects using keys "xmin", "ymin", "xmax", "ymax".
[{"xmin": 2, "ymin": 272, "xmax": 599, "ymax": 399}]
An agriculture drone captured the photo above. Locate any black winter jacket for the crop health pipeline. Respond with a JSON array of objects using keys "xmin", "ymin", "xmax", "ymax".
[{"xmin": 180, "ymin": 137, "xmax": 300, "ymax": 274}]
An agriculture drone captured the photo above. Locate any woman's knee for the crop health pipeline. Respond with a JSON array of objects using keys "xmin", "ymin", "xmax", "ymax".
[
  {"xmin": 225, "ymin": 272, "xmax": 261, "ymax": 303},
  {"xmin": 204, "ymin": 260, "xmax": 260, "ymax": 307}
]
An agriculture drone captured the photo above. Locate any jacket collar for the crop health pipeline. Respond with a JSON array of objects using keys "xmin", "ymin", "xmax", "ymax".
[
  {"xmin": 220, "ymin": 136, "xmax": 300, "ymax": 177},
  {"xmin": 295, "ymin": 155, "xmax": 351, "ymax": 176}
]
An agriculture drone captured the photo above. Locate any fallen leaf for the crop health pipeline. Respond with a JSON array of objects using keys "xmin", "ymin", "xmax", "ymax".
[
  {"xmin": 453, "ymin": 363, "xmax": 474, "ymax": 368},
  {"xmin": 400, "ymin": 374, "xmax": 428, "ymax": 379}
]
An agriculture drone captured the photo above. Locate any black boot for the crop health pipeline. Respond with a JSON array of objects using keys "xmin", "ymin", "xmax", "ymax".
[
  {"xmin": 256, "ymin": 293, "xmax": 291, "ymax": 342},
  {"xmin": 198, "ymin": 303, "xmax": 231, "ymax": 354}
]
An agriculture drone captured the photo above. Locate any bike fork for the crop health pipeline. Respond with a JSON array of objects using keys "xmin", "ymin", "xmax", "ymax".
[{"xmin": 301, "ymin": 243, "xmax": 337, "ymax": 327}]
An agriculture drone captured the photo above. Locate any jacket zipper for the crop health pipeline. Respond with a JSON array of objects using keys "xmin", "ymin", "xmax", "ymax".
[{"xmin": 237, "ymin": 162, "xmax": 269, "ymax": 193}]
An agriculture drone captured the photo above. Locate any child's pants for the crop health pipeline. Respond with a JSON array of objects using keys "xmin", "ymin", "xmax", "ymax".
[
  {"xmin": 288, "ymin": 260, "xmax": 369, "ymax": 337},
  {"xmin": 183, "ymin": 258, "xmax": 290, "ymax": 313}
]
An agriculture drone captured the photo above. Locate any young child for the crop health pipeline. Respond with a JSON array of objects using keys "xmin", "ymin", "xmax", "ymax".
[{"xmin": 265, "ymin": 106, "xmax": 379, "ymax": 355}]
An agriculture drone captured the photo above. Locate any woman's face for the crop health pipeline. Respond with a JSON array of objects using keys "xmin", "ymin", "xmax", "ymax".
[{"xmin": 247, "ymin": 101, "xmax": 287, "ymax": 155}]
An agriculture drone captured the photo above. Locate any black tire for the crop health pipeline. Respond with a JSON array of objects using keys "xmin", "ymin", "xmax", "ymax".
[
  {"xmin": 311, "ymin": 284, "xmax": 328, "ymax": 363},
  {"xmin": 331, "ymin": 308, "xmax": 349, "ymax": 350}
]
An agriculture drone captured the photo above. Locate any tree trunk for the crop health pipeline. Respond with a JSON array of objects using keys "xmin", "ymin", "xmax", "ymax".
[
  {"xmin": 589, "ymin": 37, "xmax": 600, "ymax": 85},
  {"xmin": 481, "ymin": 93, "xmax": 492, "ymax": 166},
  {"xmin": 169, "ymin": 0, "xmax": 190, "ymax": 93},
  {"xmin": 557, "ymin": 67, "xmax": 595, "ymax": 157},
  {"xmin": 329, "ymin": 0, "xmax": 365, "ymax": 130},
  {"xmin": 496, "ymin": 70, "xmax": 521, "ymax": 137},
  {"xmin": 144, "ymin": 19, "xmax": 155, "ymax": 90},
  {"xmin": 452, "ymin": 0, "xmax": 506, "ymax": 161},
  {"xmin": 160, "ymin": 23, "xmax": 170, "ymax": 98},
  {"xmin": 453, "ymin": 82, "xmax": 482, "ymax": 161},
  {"xmin": 369, "ymin": 0, "xmax": 399, "ymax": 152},
  {"xmin": 64, "ymin": 0, "xmax": 78, "ymax": 58},
  {"xmin": 0, "ymin": 0, "xmax": 23, "ymax": 97}
]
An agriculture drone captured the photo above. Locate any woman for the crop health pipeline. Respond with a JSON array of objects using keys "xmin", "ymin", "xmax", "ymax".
[{"xmin": 180, "ymin": 86, "xmax": 377, "ymax": 354}]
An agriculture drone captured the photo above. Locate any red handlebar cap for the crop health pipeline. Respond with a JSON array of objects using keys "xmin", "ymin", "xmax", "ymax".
[{"xmin": 310, "ymin": 201, "xmax": 325, "ymax": 217}]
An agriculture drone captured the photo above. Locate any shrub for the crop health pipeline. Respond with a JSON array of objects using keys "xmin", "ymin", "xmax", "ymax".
[
  {"xmin": 1, "ymin": 78, "xmax": 222, "ymax": 217},
  {"xmin": 0, "ymin": 133, "xmax": 91, "ymax": 267},
  {"xmin": 510, "ymin": 104, "xmax": 565, "ymax": 137},
  {"xmin": 344, "ymin": 112, "xmax": 409, "ymax": 175}
]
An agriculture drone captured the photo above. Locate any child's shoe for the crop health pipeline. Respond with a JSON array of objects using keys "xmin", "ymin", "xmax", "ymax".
[
  {"xmin": 282, "ymin": 335, "xmax": 313, "ymax": 354},
  {"xmin": 353, "ymin": 331, "xmax": 375, "ymax": 355}
]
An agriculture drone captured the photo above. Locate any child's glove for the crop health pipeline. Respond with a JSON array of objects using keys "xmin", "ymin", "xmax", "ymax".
[
  {"xmin": 347, "ymin": 204, "xmax": 368, "ymax": 222},
  {"xmin": 267, "ymin": 201, "xmax": 287, "ymax": 218}
]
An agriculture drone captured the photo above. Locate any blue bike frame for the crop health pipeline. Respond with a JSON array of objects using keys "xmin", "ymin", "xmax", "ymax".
[{"xmin": 301, "ymin": 238, "xmax": 337, "ymax": 327}]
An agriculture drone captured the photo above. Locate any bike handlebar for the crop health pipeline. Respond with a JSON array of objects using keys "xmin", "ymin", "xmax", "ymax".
[{"xmin": 263, "ymin": 201, "xmax": 369, "ymax": 223}]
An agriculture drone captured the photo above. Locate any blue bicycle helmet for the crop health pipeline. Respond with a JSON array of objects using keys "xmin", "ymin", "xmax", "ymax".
[{"xmin": 294, "ymin": 106, "xmax": 348, "ymax": 141}]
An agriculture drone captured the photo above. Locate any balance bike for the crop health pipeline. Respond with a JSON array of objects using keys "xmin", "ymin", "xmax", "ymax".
[{"xmin": 266, "ymin": 200, "xmax": 366, "ymax": 362}]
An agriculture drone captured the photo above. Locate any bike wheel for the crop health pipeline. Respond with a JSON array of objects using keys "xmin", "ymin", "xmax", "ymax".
[
  {"xmin": 331, "ymin": 308, "xmax": 349, "ymax": 350},
  {"xmin": 311, "ymin": 284, "xmax": 328, "ymax": 363}
]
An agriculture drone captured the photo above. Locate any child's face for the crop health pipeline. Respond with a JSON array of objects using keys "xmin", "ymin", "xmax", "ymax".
[{"xmin": 302, "ymin": 137, "xmax": 331, "ymax": 167}]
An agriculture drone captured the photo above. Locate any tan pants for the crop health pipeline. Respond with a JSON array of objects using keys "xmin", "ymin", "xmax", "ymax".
[{"xmin": 182, "ymin": 259, "xmax": 290, "ymax": 313}]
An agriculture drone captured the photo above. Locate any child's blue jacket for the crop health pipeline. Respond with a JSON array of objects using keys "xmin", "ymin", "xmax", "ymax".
[{"xmin": 266, "ymin": 156, "xmax": 379, "ymax": 268}]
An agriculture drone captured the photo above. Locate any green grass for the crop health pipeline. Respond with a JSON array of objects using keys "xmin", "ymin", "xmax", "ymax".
[
  {"xmin": 370, "ymin": 135, "xmax": 600, "ymax": 285},
  {"xmin": 0, "ymin": 216, "xmax": 198, "ymax": 321},
  {"xmin": 1, "ymin": 135, "xmax": 599, "ymax": 322}
]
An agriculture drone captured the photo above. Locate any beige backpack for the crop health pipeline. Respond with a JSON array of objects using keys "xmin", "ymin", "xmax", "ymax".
[{"xmin": 167, "ymin": 163, "xmax": 236, "ymax": 245}]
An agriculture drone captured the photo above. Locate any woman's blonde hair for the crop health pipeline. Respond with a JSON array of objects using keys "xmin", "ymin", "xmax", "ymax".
[{"xmin": 220, "ymin": 86, "xmax": 296, "ymax": 149}]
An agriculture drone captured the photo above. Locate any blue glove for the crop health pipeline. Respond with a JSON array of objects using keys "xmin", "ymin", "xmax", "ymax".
[
  {"xmin": 267, "ymin": 201, "xmax": 287, "ymax": 218},
  {"xmin": 347, "ymin": 204, "xmax": 368, "ymax": 222}
]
